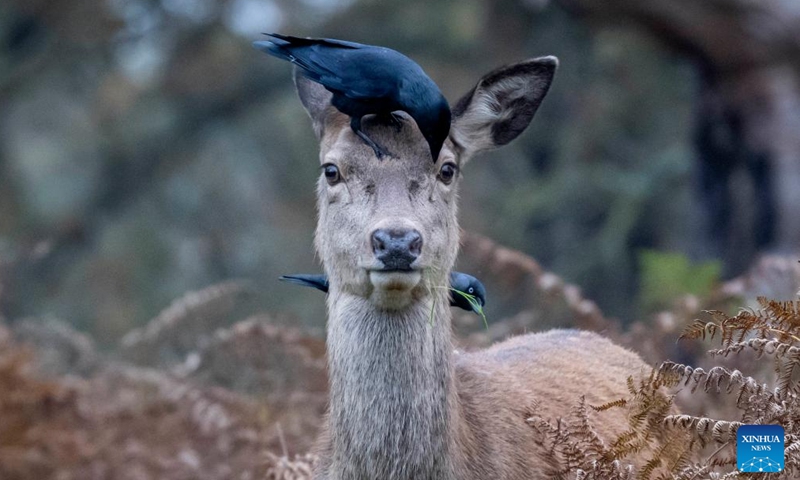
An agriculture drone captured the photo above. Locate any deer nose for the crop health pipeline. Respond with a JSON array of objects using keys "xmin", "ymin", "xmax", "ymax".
[{"xmin": 371, "ymin": 228, "xmax": 422, "ymax": 271}]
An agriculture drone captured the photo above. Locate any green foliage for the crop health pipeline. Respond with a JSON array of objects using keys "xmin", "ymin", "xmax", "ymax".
[{"xmin": 638, "ymin": 250, "xmax": 721, "ymax": 313}]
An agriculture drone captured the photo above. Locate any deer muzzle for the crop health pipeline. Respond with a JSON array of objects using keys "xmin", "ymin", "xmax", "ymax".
[{"xmin": 371, "ymin": 227, "xmax": 422, "ymax": 271}]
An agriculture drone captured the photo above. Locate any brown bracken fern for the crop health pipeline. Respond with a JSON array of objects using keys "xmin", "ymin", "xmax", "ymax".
[
  {"xmin": 526, "ymin": 397, "xmax": 637, "ymax": 479},
  {"xmin": 655, "ymin": 298, "xmax": 799, "ymax": 478},
  {"xmin": 528, "ymin": 297, "xmax": 800, "ymax": 479}
]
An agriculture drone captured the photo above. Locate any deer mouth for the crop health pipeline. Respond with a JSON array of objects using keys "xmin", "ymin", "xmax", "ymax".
[{"xmin": 369, "ymin": 269, "xmax": 422, "ymax": 287}]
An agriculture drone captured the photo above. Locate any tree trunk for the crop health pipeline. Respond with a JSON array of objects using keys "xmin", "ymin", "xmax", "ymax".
[{"xmin": 556, "ymin": 0, "xmax": 800, "ymax": 273}]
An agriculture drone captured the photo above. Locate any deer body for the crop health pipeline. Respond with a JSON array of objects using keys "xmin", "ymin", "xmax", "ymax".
[
  {"xmin": 290, "ymin": 56, "xmax": 654, "ymax": 479},
  {"xmin": 317, "ymin": 300, "xmax": 646, "ymax": 479}
]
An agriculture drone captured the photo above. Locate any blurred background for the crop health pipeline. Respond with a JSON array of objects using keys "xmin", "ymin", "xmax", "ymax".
[
  {"xmin": 2, "ymin": 0, "xmax": 800, "ymax": 338},
  {"xmin": 1, "ymin": 0, "xmax": 800, "ymax": 477}
]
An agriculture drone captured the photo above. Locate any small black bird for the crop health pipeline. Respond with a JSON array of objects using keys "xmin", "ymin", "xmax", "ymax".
[
  {"xmin": 448, "ymin": 271, "xmax": 487, "ymax": 313},
  {"xmin": 280, "ymin": 271, "xmax": 486, "ymax": 314},
  {"xmin": 253, "ymin": 34, "xmax": 451, "ymax": 161}
]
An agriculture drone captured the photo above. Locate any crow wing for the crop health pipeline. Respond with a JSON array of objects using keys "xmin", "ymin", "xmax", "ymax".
[
  {"xmin": 266, "ymin": 33, "xmax": 362, "ymax": 50},
  {"xmin": 256, "ymin": 34, "xmax": 402, "ymax": 100}
]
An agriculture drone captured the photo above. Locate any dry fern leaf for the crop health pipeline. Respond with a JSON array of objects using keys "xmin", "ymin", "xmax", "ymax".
[
  {"xmin": 657, "ymin": 363, "xmax": 768, "ymax": 399},
  {"xmin": 760, "ymin": 298, "xmax": 800, "ymax": 335},
  {"xmin": 590, "ymin": 398, "xmax": 628, "ymax": 412},
  {"xmin": 662, "ymin": 415, "xmax": 740, "ymax": 446},
  {"xmin": 680, "ymin": 318, "xmax": 722, "ymax": 342},
  {"xmin": 709, "ymin": 338, "xmax": 800, "ymax": 360}
]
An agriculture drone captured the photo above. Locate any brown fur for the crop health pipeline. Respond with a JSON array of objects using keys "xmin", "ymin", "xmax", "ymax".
[{"xmin": 291, "ymin": 59, "xmax": 654, "ymax": 479}]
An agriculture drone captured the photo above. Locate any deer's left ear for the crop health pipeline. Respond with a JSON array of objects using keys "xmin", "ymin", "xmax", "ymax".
[{"xmin": 450, "ymin": 57, "xmax": 557, "ymax": 161}]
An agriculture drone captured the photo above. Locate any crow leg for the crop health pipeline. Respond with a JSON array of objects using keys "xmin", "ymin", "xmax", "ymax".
[{"xmin": 351, "ymin": 116, "xmax": 390, "ymax": 159}]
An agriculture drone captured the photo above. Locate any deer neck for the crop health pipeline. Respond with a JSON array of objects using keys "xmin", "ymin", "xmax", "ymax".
[{"xmin": 325, "ymin": 287, "xmax": 459, "ymax": 479}]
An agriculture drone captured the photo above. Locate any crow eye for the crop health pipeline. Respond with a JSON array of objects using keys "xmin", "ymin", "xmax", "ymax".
[
  {"xmin": 468, "ymin": 287, "xmax": 474, "ymax": 294},
  {"xmin": 438, "ymin": 162, "xmax": 457, "ymax": 185},
  {"xmin": 322, "ymin": 163, "xmax": 341, "ymax": 185}
]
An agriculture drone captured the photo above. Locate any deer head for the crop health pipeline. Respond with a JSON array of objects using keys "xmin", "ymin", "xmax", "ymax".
[{"xmin": 295, "ymin": 57, "xmax": 557, "ymax": 311}]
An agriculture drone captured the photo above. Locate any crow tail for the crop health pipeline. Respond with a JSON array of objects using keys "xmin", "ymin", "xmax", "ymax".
[
  {"xmin": 279, "ymin": 274, "xmax": 329, "ymax": 294},
  {"xmin": 253, "ymin": 39, "xmax": 291, "ymax": 61},
  {"xmin": 253, "ymin": 37, "xmax": 323, "ymax": 82}
]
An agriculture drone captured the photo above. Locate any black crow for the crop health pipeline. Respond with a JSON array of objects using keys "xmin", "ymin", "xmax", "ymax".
[
  {"xmin": 448, "ymin": 271, "xmax": 487, "ymax": 313},
  {"xmin": 280, "ymin": 271, "xmax": 486, "ymax": 314},
  {"xmin": 253, "ymin": 33, "xmax": 451, "ymax": 161}
]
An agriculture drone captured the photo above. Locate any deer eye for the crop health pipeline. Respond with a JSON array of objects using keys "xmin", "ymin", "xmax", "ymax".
[
  {"xmin": 322, "ymin": 163, "xmax": 341, "ymax": 185},
  {"xmin": 438, "ymin": 162, "xmax": 458, "ymax": 185}
]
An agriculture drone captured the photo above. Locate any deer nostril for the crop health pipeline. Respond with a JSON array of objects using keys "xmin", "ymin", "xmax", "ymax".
[
  {"xmin": 371, "ymin": 228, "xmax": 423, "ymax": 270},
  {"xmin": 407, "ymin": 231, "xmax": 422, "ymax": 256},
  {"xmin": 372, "ymin": 230, "xmax": 388, "ymax": 254}
]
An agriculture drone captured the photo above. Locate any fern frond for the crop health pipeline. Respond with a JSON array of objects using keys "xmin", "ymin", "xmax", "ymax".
[
  {"xmin": 591, "ymin": 398, "xmax": 628, "ymax": 411},
  {"xmin": 680, "ymin": 318, "xmax": 722, "ymax": 341},
  {"xmin": 663, "ymin": 415, "xmax": 740, "ymax": 446},
  {"xmin": 760, "ymin": 298, "xmax": 800, "ymax": 337},
  {"xmin": 657, "ymin": 363, "xmax": 770, "ymax": 400},
  {"xmin": 708, "ymin": 337, "xmax": 800, "ymax": 360}
]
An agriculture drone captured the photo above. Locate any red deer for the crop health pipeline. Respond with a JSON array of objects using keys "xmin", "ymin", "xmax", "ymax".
[{"xmin": 292, "ymin": 57, "xmax": 659, "ymax": 479}]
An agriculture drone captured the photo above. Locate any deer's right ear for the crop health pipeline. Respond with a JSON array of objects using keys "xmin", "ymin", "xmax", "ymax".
[
  {"xmin": 294, "ymin": 69, "xmax": 334, "ymax": 139},
  {"xmin": 450, "ymin": 57, "xmax": 557, "ymax": 162}
]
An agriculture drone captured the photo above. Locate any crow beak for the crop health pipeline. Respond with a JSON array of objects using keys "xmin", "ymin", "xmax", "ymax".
[
  {"xmin": 473, "ymin": 298, "xmax": 485, "ymax": 312},
  {"xmin": 430, "ymin": 141, "xmax": 443, "ymax": 163}
]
